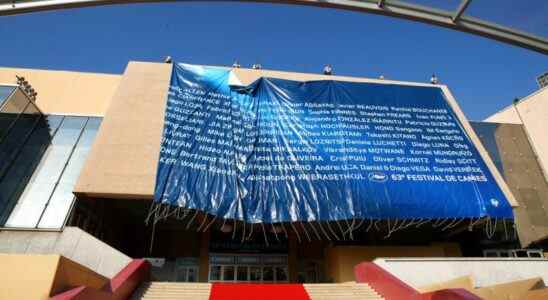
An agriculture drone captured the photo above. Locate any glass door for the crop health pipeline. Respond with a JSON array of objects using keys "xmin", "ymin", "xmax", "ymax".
[
  {"xmin": 175, "ymin": 265, "xmax": 199, "ymax": 282},
  {"xmin": 208, "ymin": 254, "xmax": 289, "ymax": 283}
]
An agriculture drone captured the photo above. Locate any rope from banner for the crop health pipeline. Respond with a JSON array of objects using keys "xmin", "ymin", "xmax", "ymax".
[
  {"xmin": 197, "ymin": 214, "xmax": 209, "ymax": 232},
  {"xmin": 290, "ymin": 222, "xmax": 302, "ymax": 243},
  {"xmin": 485, "ymin": 217, "xmax": 498, "ymax": 239},
  {"xmin": 432, "ymin": 218, "xmax": 449, "ymax": 228},
  {"xmin": 354, "ymin": 218, "xmax": 365, "ymax": 231},
  {"xmin": 145, "ymin": 204, "xmax": 506, "ymax": 244},
  {"xmin": 247, "ymin": 223, "xmax": 254, "ymax": 240},
  {"xmin": 232, "ymin": 219, "xmax": 237, "ymax": 240},
  {"xmin": 185, "ymin": 210, "xmax": 199, "ymax": 230},
  {"xmin": 261, "ymin": 223, "xmax": 269, "ymax": 247},
  {"xmin": 374, "ymin": 219, "xmax": 382, "ymax": 231},
  {"xmin": 317, "ymin": 222, "xmax": 332, "ymax": 241},
  {"xmin": 176, "ymin": 207, "xmax": 188, "ymax": 219},
  {"xmin": 366, "ymin": 219, "xmax": 374, "ymax": 232},
  {"xmin": 384, "ymin": 219, "xmax": 392, "ymax": 239},
  {"xmin": 503, "ymin": 219, "xmax": 508, "ymax": 240},
  {"xmin": 144, "ymin": 201, "xmax": 159, "ymax": 226},
  {"xmin": 300, "ymin": 222, "xmax": 312, "ymax": 242},
  {"xmin": 241, "ymin": 222, "xmax": 246, "ymax": 243},
  {"xmin": 149, "ymin": 219, "xmax": 157, "ymax": 254},
  {"xmin": 326, "ymin": 222, "xmax": 340, "ymax": 241},
  {"xmin": 203, "ymin": 216, "xmax": 217, "ymax": 232},
  {"xmin": 415, "ymin": 219, "xmax": 431, "ymax": 228},
  {"xmin": 441, "ymin": 218, "xmax": 463, "ymax": 231},
  {"xmin": 281, "ymin": 222, "xmax": 289, "ymax": 239},
  {"xmin": 271, "ymin": 223, "xmax": 280, "ymax": 242},
  {"xmin": 335, "ymin": 221, "xmax": 346, "ymax": 241},
  {"xmin": 342, "ymin": 218, "xmax": 356, "ymax": 240},
  {"xmin": 309, "ymin": 222, "xmax": 322, "ymax": 240}
]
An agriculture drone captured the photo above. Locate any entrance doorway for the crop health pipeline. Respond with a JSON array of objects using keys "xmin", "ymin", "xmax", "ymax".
[{"xmin": 208, "ymin": 254, "xmax": 288, "ymax": 283}]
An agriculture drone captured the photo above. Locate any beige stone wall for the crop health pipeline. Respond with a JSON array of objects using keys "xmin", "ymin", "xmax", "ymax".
[
  {"xmin": 0, "ymin": 66, "xmax": 121, "ymax": 116},
  {"xmin": 0, "ymin": 254, "xmax": 59, "ymax": 300},
  {"xmin": 74, "ymin": 61, "xmax": 172, "ymax": 198},
  {"xmin": 486, "ymin": 87, "xmax": 548, "ymax": 181},
  {"xmin": 51, "ymin": 256, "xmax": 108, "ymax": 295},
  {"xmin": 0, "ymin": 254, "xmax": 110, "ymax": 299},
  {"xmin": 485, "ymin": 106, "xmax": 521, "ymax": 124},
  {"xmin": 325, "ymin": 244, "xmax": 460, "ymax": 283},
  {"xmin": 473, "ymin": 122, "xmax": 548, "ymax": 246}
]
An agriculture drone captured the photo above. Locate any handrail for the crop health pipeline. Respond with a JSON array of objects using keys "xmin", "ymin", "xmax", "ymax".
[
  {"xmin": 354, "ymin": 262, "xmax": 481, "ymax": 300},
  {"xmin": 354, "ymin": 262, "xmax": 422, "ymax": 300},
  {"xmin": 50, "ymin": 259, "xmax": 150, "ymax": 300}
]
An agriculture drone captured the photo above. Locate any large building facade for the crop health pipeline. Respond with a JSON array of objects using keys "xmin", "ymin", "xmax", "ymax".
[{"xmin": 0, "ymin": 62, "xmax": 547, "ymax": 292}]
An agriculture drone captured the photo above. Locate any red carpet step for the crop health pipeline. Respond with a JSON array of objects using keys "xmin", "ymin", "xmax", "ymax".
[{"xmin": 209, "ymin": 283, "xmax": 311, "ymax": 300}]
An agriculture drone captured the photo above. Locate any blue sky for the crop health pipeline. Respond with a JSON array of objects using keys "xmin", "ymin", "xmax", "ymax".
[{"xmin": 0, "ymin": 1, "xmax": 546, "ymax": 120}]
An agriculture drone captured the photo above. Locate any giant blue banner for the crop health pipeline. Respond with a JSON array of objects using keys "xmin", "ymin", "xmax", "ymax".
[{"xmin": 155, "ymin": 63, "xmax": 513, "ymax": 223}]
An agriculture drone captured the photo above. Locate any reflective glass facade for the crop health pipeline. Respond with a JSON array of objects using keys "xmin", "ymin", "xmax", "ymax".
[
  {"xmin": 0, "ymin": 87, "xmax": 44, "ymax": 225},
  {"xmin": 470, "ymin": 122, "xmax": 505, "ymax": 177},
  {"xmin": 0, "ymin": 86, "xmax": 102, "ymax": 229},
  {"xmin": 4, "ymin": 116, "xmax": 102, "ymax": 229},
  {"xmin": 0, "ymin": 85, "xmax": 16, "ymax": 108}
]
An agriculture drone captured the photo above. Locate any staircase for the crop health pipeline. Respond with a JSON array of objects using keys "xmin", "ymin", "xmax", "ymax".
[
  {"xmin": 304, "ymin": 283, "xmax": 383, "ymax": 300},
  {"xmin": 131, "ymin": 282, "xmax": 383, "ymax": 300},
  {"xmin": 131, "ymin": 282, "xmax": 212, "ymax": 300}
]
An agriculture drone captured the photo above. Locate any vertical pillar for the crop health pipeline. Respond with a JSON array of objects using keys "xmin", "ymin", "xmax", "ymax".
[
  {"xmin": 288, "ymin": 233, "xmax": 298, "ymax": 283},
  {"xmin": 199, "ymin": 230, "xmax": 210, "ymax": 282}
]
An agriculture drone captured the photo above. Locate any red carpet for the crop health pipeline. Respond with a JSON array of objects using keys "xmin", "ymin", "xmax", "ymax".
[{"xmin": 209, "ymin": 283, "xmax": 311, "ymax": 300}]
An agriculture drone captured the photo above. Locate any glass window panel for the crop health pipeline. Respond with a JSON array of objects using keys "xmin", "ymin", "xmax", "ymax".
[
  {"xmin": 44, "ymin": 115, "xmax": 64, "ymax": 136},
  {"xmin": 0, "ymin": 101, "xmax": 39, "ymax": 176},
  {"xmin": 210, "ymin": 266, "xmax": 221, "ymax": 281},
  {"xmin": 275, "ymin": 267, "xmax": 288, "ymax": 282},
  {"xmin": 5, "ymin": 183, "xmax": 55, "ymax": 227},
  {"xmin": 50, "ymin": 116, "xmax": 87, "ymax": 147},
  {"xmin": 35, "ymin": 184, "xmax": 74, "ymax": 229},
  {"xmin": 50, "ymin": 118, "xmax": 99, "ymax": 186},
  {"xmin": 187, "ymin": 267, "xmax": 197, "ymax": 282},
  {"xmin": 528, "ymin": 251, "xmax": 542, "ymax": 258},
  {"xmin": 0, "ymin": 115, "xmax": 58, "ymax": 225},
  {"xmin": 483, "ymin": 250, "xmax": 498, "ymax": 257},
  {"xmin": 0, "ymin": 86, "xmax": 19, "ymax": 138},
  {"xmin": 0, "ymin": 90, "xmax": 27, "ymax": 114},
  {"xmin": 223, "ymin": 266, "xmax": 235, "ymax": 281},
  {"xmin": 0, "ymin": 86, "xmax": 16, "ymax": 108},
  {"xmin": 4, "ymin": 116, "xmax": 86, "ymax": 228},
  {"xmin": 237, "ymin": 266, "xmax": 248, "ymax": 281},
  {"xmin": 263, "ymin": 266, "xmax": 274, "ymax": 282},
  {"xmin": 249, "ymin": 266, "xmax": 262, "ymax": 282},
  {"xmin": 176, "ymin": 267, "xmax": 188, "ymax": 282},
  {"xmin": 0, "ymin": 102, "xmax": 41, "ymax": 224},
  {"xmin": 470, "ymin": 122, "xmax": 505, "ymax": 176},
  {"xmin": 38, "ymin": 117, "xmax": 101, "ymax": 229},
  {"xmin": 392, "ymin": 0, "xmax": 461, "ymax": 11}
]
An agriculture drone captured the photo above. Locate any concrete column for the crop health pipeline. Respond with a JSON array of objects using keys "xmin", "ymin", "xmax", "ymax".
[
  {"xmin": 288, "ymin": 234, "xmax": 298, "ymax": 283},
  {"xmin": 199, "ymin": 231, "xmax": 210, "ymax": 282}
]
